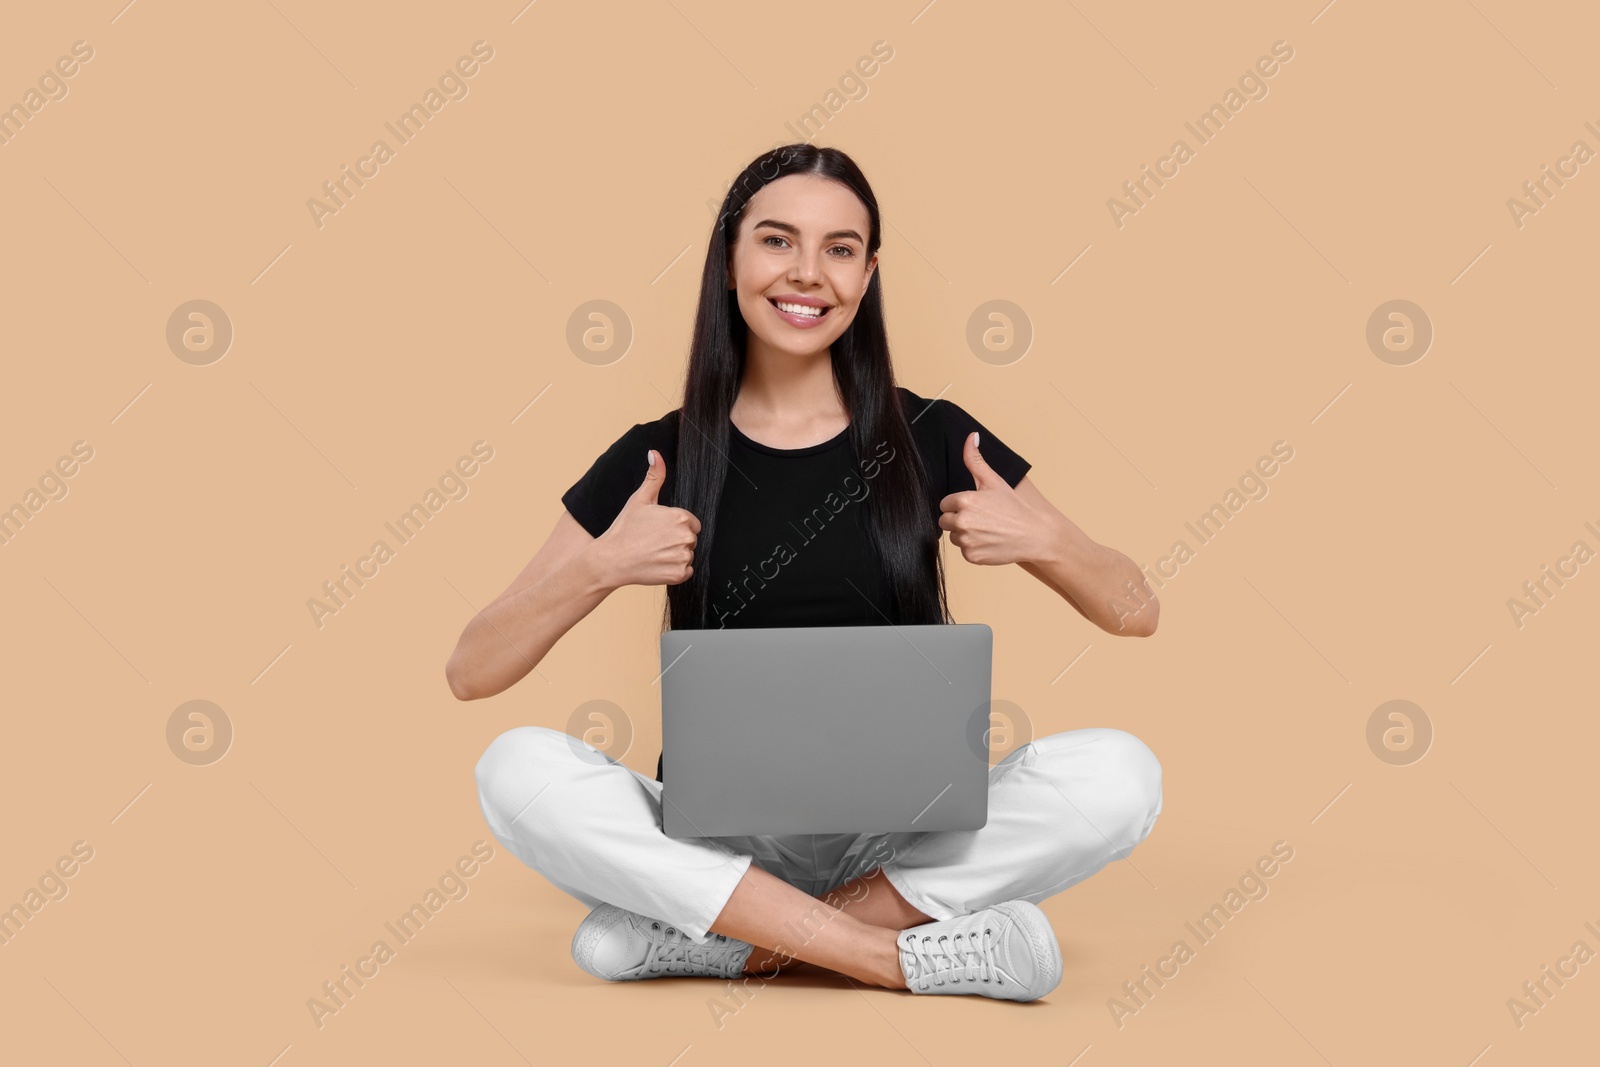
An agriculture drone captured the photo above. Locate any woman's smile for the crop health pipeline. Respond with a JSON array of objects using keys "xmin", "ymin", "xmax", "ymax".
[{"xmin": 768, "ymin": 295, "xmax": 833, "ymax": 329}]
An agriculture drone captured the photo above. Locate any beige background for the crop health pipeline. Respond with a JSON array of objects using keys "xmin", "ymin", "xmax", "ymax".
[{"xmin": 2, "ymin": 1, "xmax": 1595, "ymax": 1063}]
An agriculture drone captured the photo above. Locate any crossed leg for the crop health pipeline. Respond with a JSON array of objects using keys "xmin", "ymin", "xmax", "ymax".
[
  {"xmin": 722, "ymin": 865, "xmax": 931, "ymax": 986},
  {"xmin": 476, "ymin": 724, "xmax": 1162, "ymax": 989},
  {"xmin": 711, "ymin": 728, "xmax": 1164, "ymax": 988}
]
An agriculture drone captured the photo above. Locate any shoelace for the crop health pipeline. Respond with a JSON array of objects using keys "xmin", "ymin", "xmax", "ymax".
[
  {"xmin": 903, "ymin": 924, "xmax": 1001, "ymax": 988},
  {"xmin": 642, "ymin": 920, "xmax": 740, "ymax": 976}
]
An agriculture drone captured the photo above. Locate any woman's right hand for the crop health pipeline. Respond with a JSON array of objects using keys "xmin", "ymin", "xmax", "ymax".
[{"xmin": 594, "ymin": 449, "xmax": 701, "ymax": 588}]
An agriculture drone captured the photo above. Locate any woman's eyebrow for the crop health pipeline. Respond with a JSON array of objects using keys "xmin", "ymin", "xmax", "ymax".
[{"xmin": 752, "ymin": 218, "xmax": 864, "ymax": 244}]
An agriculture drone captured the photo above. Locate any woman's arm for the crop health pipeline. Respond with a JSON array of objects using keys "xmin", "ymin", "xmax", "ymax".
[
  {"xmin": 447, "ymin": 448, "xmax": 701, "ymax": 698},
  {"xmin": 939, "ymin": 432, "xmax": 1159, "ymax": 637},
  {"xmin": 445, "ymin": 510, "xmax": 619, "ymax": 700},
  {"xmin": 1011, "ymin": 475, "xmax": 1159, "ymax": 637}
]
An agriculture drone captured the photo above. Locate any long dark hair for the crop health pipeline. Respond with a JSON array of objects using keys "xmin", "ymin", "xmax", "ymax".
[{"xmin": 663, "ymin": 143, "xmax": 952, "ymax": 632}]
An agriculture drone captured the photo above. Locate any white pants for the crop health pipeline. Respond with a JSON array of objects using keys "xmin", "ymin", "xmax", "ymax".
[{"xmin": 475, "ymin": 725, "xmax": 1162, "ymax": 946}]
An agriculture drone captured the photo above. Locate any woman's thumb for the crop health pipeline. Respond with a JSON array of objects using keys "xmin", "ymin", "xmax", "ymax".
[{"xmin": 633, "ymin": 449, "xmax": 665, "ymax": 503}]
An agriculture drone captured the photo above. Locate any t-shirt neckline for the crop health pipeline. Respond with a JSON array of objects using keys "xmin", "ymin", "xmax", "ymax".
[{"xmin": 728, "ymin": 419, "xmax": 851, "ymax": 457}]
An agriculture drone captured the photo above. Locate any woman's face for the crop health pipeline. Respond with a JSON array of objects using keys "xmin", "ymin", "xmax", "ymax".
[{"xmin": 727, "ymin": 173, "xmax": 877, "ymax": 361}]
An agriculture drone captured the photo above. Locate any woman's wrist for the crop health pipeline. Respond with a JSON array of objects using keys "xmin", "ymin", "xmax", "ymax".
[{"xmin": 579, "ymin": 537, "xmax": 625, "ymax": 595}]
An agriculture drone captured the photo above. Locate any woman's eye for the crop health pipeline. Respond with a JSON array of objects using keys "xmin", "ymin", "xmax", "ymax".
[{"xmin": 759, "ymin": 235, "xmax": 855, "ymax": 257}]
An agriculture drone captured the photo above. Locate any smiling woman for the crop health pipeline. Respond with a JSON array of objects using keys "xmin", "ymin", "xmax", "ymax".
[
  {"xmin": 458, "ymin": 143, "xmax": 1163, "ymax": 1004},
  {"xmin": 678, "ymin": 150, "xmax": 950, "ymax": 634}
]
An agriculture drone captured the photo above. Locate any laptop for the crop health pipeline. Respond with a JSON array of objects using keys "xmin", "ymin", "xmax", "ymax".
[{"xmin": 658, "ymin": 623, "xmax": 995, "ymax": 837}]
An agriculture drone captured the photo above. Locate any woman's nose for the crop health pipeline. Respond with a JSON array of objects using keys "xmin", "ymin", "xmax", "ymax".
[{"xmin": 790, "ymin": 248, "xmax": 823, "ymax": 283}]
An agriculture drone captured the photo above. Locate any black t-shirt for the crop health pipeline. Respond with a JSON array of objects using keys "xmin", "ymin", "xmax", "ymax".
[{"xmin": 560, "ymin": 385, "xmax": 1032, "ymax": 782}]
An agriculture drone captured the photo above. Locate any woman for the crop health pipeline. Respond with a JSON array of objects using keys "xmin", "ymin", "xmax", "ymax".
[{"xmin": 450, "ymin": 143, "xmax": 1163, "ymax": 1003}]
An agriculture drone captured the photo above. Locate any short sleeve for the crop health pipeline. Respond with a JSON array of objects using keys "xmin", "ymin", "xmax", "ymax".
[
  {"xmin": 940, "ymin": 399, "xmax": 1031, "ymax": 494},
  {"xmin": 561, "ymin": 424, "xmax": 650, "ymax": 538}
]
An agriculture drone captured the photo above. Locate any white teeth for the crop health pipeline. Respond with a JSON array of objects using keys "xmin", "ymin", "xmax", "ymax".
[{"xmin": 774, "ymin": 300, "xmax": 825, "ymax": 317}]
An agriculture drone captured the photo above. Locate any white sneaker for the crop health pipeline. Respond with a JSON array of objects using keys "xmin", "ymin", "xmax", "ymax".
[
  {"xmin": 897, "ymin": 900, "xmax": 1063, "ymax": 1001},
  {"xmin": 571, "ymin": 903, "xmax": 755, "ymax": 981}
]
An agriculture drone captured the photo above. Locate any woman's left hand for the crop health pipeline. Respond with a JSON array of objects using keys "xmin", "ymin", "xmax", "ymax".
[{"xmin": 938, "ymin": 432, "xmax": 1049, "ymax": 566}]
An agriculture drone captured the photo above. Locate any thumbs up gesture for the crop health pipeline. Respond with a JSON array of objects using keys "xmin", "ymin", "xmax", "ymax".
[
  {"xmin": 595, "ymin": 449, "xmax": 702, "ymax": 588},
  {"xmin": 938, "ymin": 432, "xmax": 1038, "ymax": 566}
]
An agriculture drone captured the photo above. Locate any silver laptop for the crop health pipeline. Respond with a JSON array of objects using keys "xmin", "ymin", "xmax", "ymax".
[{"xmin": 658, "ymin": 623, "xmax": 994, "ymax": 837}]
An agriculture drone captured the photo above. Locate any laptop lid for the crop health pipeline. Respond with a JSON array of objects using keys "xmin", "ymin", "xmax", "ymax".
[{"xmin": 659, "ymin": 623, "xmax": 994, "ymax": 837}]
